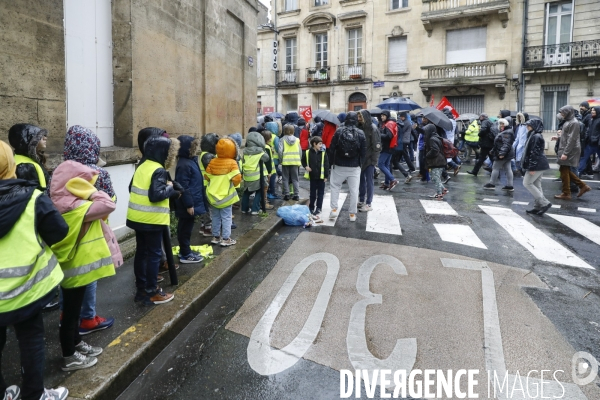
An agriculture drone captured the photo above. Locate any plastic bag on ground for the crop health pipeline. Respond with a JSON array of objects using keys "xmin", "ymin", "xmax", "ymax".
[{"xmin": 276, "ymin": 205, "xmax": 311, "ymax": 226}]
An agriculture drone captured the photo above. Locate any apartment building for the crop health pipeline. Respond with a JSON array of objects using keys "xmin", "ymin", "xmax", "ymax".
[
  {"xmin": 522, "ymin": 0, "xmax": 600, "ymax": 134},
  {"xmin": 257, "ymin": 0, "xmax": 523, "ymax": 116}
]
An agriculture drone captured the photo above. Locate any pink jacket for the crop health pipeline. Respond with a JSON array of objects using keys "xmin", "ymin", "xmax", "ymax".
[{"xmin": 50, "ymin": 160, "xmax": 123, "ymax": 268}]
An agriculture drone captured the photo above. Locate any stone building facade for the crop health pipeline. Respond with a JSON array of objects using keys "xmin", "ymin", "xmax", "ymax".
[
  {"xmin": 0, "ymin": 0, "xmax": 260, "ymax": 238},
  {"xmin": 256, "ymin": 0, "xmax": 522, "ymax": 117},
  {"xmin": 522, "ymin": 0, "xmax": 600, "ymax": 138}
]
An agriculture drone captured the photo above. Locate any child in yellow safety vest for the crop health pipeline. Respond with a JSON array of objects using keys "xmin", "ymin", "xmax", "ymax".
[
  {"xmin": 278, "ymin": 125, "xmax": 302, "ymax": 201},
  {"xmin": 8, "ymin": 124, "xmax": 51, "ymax": 193},
  {"xmin": 302, "ymin": 136, "xmax": 330, "ymax": 217},
  {"xmin": 50, "ymin": 161, "xmax": 119, "ymax": 372},
  {"xmin": 204, "ymin": 138, "xmax": 242, "ymax": 247},
  {"xmin": 241, "ymin": 132, "xmax": 272, "ymax": 214}
]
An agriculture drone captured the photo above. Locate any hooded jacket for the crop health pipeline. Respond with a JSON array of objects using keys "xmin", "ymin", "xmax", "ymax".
[
  {"xmin": 284, "ymin": 112, "xmax": 301, "ymax": 138},
  {"xmin": 478, "ymin": 116, "xmax": 495, "ymax": 148},
  {"xmin": 278, "ymin": 134, "xmax": 302, "ymax": 163},
  {"xmin": 491, "ymin": 125, "xmax": 515, "ymax": 160},
  {"xmin": 8, "ymin": 124, "xmax": 50, "ymax": 191},
  {"xmin": 358, "ymin": 109, "xmax": 382, "ymax": 168},
  {"xmin": 521, "ymin": 120, "xmax": 549, "ymax": 172},
  {"xmin": 137, "ymin": 127, "xmax": 167, "ymax": 156},
  {"xmin": 205, "ymin": 138, "xmax": 242, "ymax": 187},
  {"xmin": 64, "ymin": 125, "xmax": 116, "ymax": 199},
  {"xmin": 127, "ymin": 137, "xmax": 181, "ymax": 231},
  {"xmin": 399, "ymin": 115, "xmax": 413, "ymax": 144},
  {"xmin": 512, "ymin": 114, "xmax": 528, "ymax": 162},
  {"xmin": 321, "ymin": 121, "xmax": 337, "ymax": 148},
  {"xmin": 557, "ymin": 105, "xmax": 582, "ymax": 167},
  {"xmin": 175, "ymin": 136, "xmax": 206, "ymax": 218},
  {"xmin": 51, "ymin": 161, "xmax": 123, "ymax": 268},
  {"xmin": 228, "ymin": 133, "xmax": 243, "ymax": 162},
  {"xmin": 424, "ymin": 124, "xmax": 446, "ymax": 168},
  {"xmin": 243, "ymin": 131, "xmax": 271, "ymax": 192},
  {"xmin": 379, "ymin": 110, "xmax": 397, "ymax": 153},
  {"xmin": 587, "ymin": 107, "xmax": 600, "ymax": 146},
  {"xmin": 0, "ymin": 178, "xmax": 68, "ymax": 325},
  {"xmin": 200, "ymin": 133, "xmax": 219, "ymax": 155},
  {"xmin": 329, "ymin": 112, "xmax": 366, "ymax": 168}
]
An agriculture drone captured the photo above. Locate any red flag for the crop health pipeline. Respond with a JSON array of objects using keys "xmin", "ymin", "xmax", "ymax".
[
  {"xmin": 436, "ymin": 96, "xmax": 459, "ymax": 118},
  {"xmin": 429, "ymin": 94, "xmax": 435, "ymax": 107},
  {"xmin": 299, "ymin": 106, "xmax": 313, "ymax": 122}
]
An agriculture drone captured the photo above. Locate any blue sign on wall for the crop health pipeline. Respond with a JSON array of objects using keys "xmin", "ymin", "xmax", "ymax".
[{"xmin": 373, "ymin": 81, "xmax": 385, "ymax": 88}]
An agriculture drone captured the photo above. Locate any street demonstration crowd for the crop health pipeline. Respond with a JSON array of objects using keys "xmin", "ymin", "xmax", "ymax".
[{"xmin": 1, "ymin": 100, "xmax": 599, "ymax": 400}]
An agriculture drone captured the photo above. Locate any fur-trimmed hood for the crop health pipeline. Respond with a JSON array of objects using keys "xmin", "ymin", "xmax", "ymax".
[
  {"xmin": 177, "ymin": 135, "xmax": 200, "ymax": 159},
  {"xmin": 8, "ymin": 123, "xmax": 47, "ymax": 163},
  {"xmin": 137, "ymin": 127, "xmax": 167, "ymax": 155},
  {"xmin": 144, "ymin": 136, "xmax": 180, "ymax": 168}
]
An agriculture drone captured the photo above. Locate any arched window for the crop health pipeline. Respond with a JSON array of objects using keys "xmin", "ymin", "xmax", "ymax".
[{"xmin": 348, "ymin": 92, "xmax": 367, "ymax": 103}]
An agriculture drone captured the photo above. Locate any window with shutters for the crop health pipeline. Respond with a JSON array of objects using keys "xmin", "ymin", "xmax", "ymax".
[
  {"xmin": 284, "ymin": 0, "xmax": 297, "ymax": 11},
  {"xmin": 446, "ymin": 27, "xmax": 487, "ymax": 64},
  {"xmin": 315, "ymin": 34, "xmax": 328, "ymax": 69},
  {"xmin": 391, "ymin": 0, "xmax": 409, "ymax": 9},
  {"xmin": 388, "ymin": 37, "xmax": 407, "ymax": 73},
  {"xmin": 347, "ymin": 29, "xmax": 362, "ymax": 65},
  {"xmin": 64, "ymin": 0, "xmax": 114, "ymax": 146},
  {"xmin": 285, "ymin": 38, "xmax": 297, "ymax": 71},
  {"xmin": 541, "ymin": 85, "xmax": 569, "ymax": 131}
]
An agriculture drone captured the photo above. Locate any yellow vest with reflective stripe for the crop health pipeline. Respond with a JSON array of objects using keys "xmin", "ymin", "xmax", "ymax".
[
  {"xmin": 281, "ymin": 140, "xmax": 301, "ymax": 166},
  {"xmin": 51, "ymin": 202, "xmax": 115, "ymax": 289},
  {"xmin": 205, "ymin": 170, "xmax": 240, "ymax": 209},
  {"xmin": 127, "ymin": 160, "xmax": 170, "ymax": 225},
  {"xmin": 265, "ymin": 144, "xmax": 276, "ymax": 172},
  {"xmin": 13, "ymin": 155, "xmax": 47, "ymax": 189},
  {"xmin": 269, "ymin": 134, "xmax": 279, "ymax": 162},
  {"xmin": 198, "ymin": 151, "xmax": 209, "ymax": 187},
  {"xmin": 304, "ymin": 150, "xmax": 325, "ymax": 179},
  {"xmin": 242, "ymin": 153, "xmax": 267, "ymax": 182},
  {"xmin": 0, "ymin": 190, "xmax": 63, "ymax": 313}
]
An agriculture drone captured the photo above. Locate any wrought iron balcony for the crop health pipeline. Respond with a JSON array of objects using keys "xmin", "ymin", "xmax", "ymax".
[
  {"xmin": 305, "ymin": 66, "xmax": 331, "ymax": 84},
  {"xmin": 338, "ymin": 63, "xmax": 366, "ymax": 81},
  {"xmin": 421, "ymin": 0, "xmax": 510, "ymax": 34},
  {"xmin": 524, "ymin": 40, "xmax": 600, "ymax": 69},
  {"xmin": 276, "ymin": 69, "xmax": 299, "ymax": 85}
]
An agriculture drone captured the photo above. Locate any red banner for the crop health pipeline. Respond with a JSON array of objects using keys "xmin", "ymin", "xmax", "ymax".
[
  {"xmin": 429, "ymin": 94, "xmax": 435, "ymax": 107},
  {"xmin": 436, "ymin": 97, "xmax": 459, "ymax": 118},
  {"xmin": 299, "ymin": 106, "xmax": 313, "ymax": 121},
  {"xmin": 262, "ymin": 106, "xmax": 274, "ymax": 114}
]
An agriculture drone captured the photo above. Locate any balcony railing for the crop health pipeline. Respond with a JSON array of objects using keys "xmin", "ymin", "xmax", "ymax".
[
  {"xmin": 276, "ymin": 69, "xmax": 299, "ymax": 85},
  {"xmin": 422, "ymin": 60, "xmax": 506, "ymax": 80},
  {"xmin": 338, "ymin": 63, "xmax": 365, "ymax": 81},
  {"xmin": 305, "ymin": 67, "xmax": 331, "ymax": 83},
  {"xmin": 423, "ymin": 0, "xmax": 506, "ymax": 12},
  {"xmin": 524, "ymin": 40, "xmax": 600, "ymax": 69}
]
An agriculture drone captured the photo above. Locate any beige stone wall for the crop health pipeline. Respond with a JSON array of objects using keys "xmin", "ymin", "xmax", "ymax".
[
  {"xmin": 257, "ymin": 0, "xmax": 522, "ymax": 115},
  {"xmin": 0, "ymin": 0, "xmax": 66, "ymax": 153}
]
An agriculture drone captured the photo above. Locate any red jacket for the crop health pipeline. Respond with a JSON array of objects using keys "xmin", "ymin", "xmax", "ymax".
[
  {"xmin": 299, "ymin": 128, "xmax": 309, "ymax": 150},
  {"xmin": 385, "ymin": 120, "xmax": 398, "ymax": 149},
  {"xmin": 322, "ymin": 121, "xmax": 337, "ymax": 148}
]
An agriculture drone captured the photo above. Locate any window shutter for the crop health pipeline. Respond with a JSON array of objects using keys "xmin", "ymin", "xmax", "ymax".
[
  {"xmin": 446, "ymin": 27, "xmax": 487, "ymax": 64},
  {"xmin": 388, "ymin": 37, "xmax": 407, "ymax": 72}
]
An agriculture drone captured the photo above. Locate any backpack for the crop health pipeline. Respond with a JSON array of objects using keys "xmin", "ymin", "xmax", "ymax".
[
  {"xmin": 442, "ymin": 138, "xmax": 459, "ymax": 158},
  {"xmin": 338, "ymin": 126, "xmax": 361, "ymax": 159}
]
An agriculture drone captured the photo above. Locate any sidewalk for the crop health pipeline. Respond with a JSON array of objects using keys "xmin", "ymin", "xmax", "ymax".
[{"xmin": 3, "ymin": 190, "xmax": 308, "ymax": 400}]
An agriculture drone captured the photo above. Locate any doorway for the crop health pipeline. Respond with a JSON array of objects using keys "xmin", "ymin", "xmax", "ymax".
[{"xmin": 348, "ymin": 92, "xmax": 367, "ymax": 112}]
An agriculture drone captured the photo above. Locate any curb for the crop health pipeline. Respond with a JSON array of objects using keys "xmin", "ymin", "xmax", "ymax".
[{"xmin": 60, "ymin": 204, "xmax": 299, "ymax": 400}]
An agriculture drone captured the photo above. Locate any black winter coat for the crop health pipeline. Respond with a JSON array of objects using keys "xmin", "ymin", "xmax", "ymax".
[
  {"xmin": 587, "ymin": 108, "xmax": 600, "ymax": 145},
  {"xmin": 521, "ymin": 135, "xmax": 550, "ymax": 172},
  {"xmin": 175, "ymin": 136, "xmax": 207, "ymax": 218},
  {"xmin": 330, "ymin": 113, "xmax": 366, "ymax": 168},
  {"xmin": 424, "ymin": 124, "xmax": 447, "ymax": 168},
  {"xmin": 491, "ymin": 128, "xmax": 515, "ymax": 160},
  {"xmin": 478, "ymin": 118, "xmax": 495, "ymax": 148},
  {"xmin": 301, "ymin": 148, "xmax": 330, "ymax": 180}
]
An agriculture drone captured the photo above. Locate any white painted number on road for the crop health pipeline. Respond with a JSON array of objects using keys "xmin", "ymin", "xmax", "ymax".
[{"xmin": 247, "ymin": 253, "xmax": 340, "ymax": 375}]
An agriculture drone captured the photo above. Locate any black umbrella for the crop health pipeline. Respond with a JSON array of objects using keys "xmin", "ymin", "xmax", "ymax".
[
  {"xmin": 420, "ymin": 107, "xmax": 453, "ymax": 131},
  {"xmin": 313, "ymin": 110, "xmax": 340, "ymax": 125}
]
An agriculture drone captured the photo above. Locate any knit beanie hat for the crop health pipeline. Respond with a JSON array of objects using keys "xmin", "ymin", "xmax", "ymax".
[
  {"xmin": 580, "ymin": 101, "xmax": 590, "ymax": 109},
  {"xmin": 0, "ymin": 140, "xmax": 16, "ymax": 180}
]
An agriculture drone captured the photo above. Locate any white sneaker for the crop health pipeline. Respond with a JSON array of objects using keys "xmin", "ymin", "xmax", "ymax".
[
  {"xmin": 360, "ymin": 204, "xmax": 373, "ymax": 212},
  {"xmin": 349, "ymin": 213, "xmax": 357, "ymax": 222},
  {"xmin": 39, "ymin": 387, "xmax": 68, "ymax": 400},
  {"xmin": 61, "ymin": 351, "xmax": 97, "ymax": 371},
  {"xmin": 329, "ymin": 208, "xmax": 339, "ymax": 220},
  {"xmin": 3, "ymin": 385, "xmax": 19, "ymax": 400}
]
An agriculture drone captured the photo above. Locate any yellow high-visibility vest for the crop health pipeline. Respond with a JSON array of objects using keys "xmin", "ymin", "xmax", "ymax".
[
  {"xmin": 464, "ymin": 120, "xmax": 480, "ymax": 142},
  {"xmin": 242, "ymin": 153, "xmax": 267, "ymax": 183},
  {"xmin": 13, "ymin": 155, "xmax": 47, "ymax": 189},
  {"xmin": 304, "ymin": 150, "xmax": 325, "ymax": 179},
  {"xmin": 269, "ymin": 134, "xmax": 279, "ymax": 163},
  {"xmin": 0, "ymin": 190, "xmax": 63, "ymax": 313},
  {"xmin": 198, "ymin": 151, "xmax": 211, "ymax": 187},
  {"xmin": 281, "ymin": 140, "xmax": 301, "ymax": 166},
  {"xmin": 51, "ymin": 202, "xmax": 115, "ymax": 289},
  {"xmin": 265, "ymin": 144, "xmax": 276, "ymax": 172},
  {"xmin": 205, "ymin": 170, "xmax": 240, "ymax": 209},
  {"xmin": 127, "ymin": 160, "xmax": 170, "ymax": 225}
]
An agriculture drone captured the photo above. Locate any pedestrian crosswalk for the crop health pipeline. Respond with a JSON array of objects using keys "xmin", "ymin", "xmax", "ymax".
[
  {"xmin": 318, "ymin": 192, "xmax": 347, "ymax": 227},
  {"xmin": 312, "ymin": 192, "xmax": 599, "ymax": 270}
]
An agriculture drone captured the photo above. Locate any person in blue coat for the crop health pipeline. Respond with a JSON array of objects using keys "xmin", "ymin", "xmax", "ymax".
[{"xmin": 175, "ymin": 135, "xmax": 207, "ymax": 263}]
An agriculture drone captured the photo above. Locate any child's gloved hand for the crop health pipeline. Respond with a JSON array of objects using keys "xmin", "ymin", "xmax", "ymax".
[{"xmin": 65, "ymin": 177, "xmax": 98, "ymax": 199}]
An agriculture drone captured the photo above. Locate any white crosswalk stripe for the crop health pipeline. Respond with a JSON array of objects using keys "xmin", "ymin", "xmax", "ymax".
[
  {"xmin": 547, "ymin": 214, "xmax": 600, "ymax": 246},
  {"xmin": 367, "ymin": 195, "xmax": 402, "ymax": 235},
  {"xmin": 479, "ymin": 205, "xmax": 593, "ymax": 269},
  {"xmin": 434, "ymin": 224, "xmax": 487, "ymax": 249},
  {"xmin": 420, "ymin": 200, "xmax": 459, "ymax": 215},
  {"xmin": 317, "ymin": 192, "xmax": 347, "ymax": 227},
  {"xmin": 578, "ymin": 207, "xmax": 597, "ymax": 213}
]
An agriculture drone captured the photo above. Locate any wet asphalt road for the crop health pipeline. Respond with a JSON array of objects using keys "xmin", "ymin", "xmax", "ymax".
[{"xmin": 117, "ymin": 166, "xmax": 600, "ymax": 399}]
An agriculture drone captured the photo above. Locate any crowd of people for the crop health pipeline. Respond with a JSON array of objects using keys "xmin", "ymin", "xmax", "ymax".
[{"xmin": 1, "ymin": 99, "xmax": 598, "ymax": 400}]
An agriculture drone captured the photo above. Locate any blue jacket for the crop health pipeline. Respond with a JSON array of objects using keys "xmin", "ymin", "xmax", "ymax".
[{"xmin": 175, "ymin": 135, "xmax": 207, "ymax": 218}]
